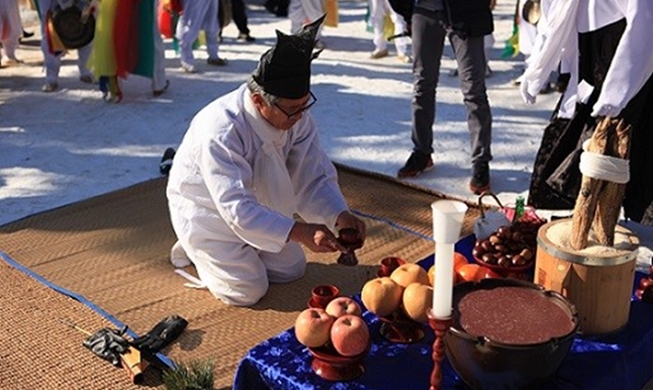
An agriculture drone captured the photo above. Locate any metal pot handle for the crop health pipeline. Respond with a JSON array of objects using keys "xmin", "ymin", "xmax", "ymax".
[{"xmin": 477, "ymin": 191, "xmax": 504, "ymax": 219}]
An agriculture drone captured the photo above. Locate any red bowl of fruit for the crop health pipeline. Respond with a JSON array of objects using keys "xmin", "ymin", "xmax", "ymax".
[
  {"xmin": 472, "ymin": 223, "xmax": 540, "ymax": 278},
  {"xmin": 377, "ymin": 309, "xmax": 425, "ymax": 343},
  {"xmin": 308, "ymin": 342, "xmax": 371, "ymax": 381},
  {"xmin": 474, "ymin": 255, "xmax": 534, "ymax": 279}
]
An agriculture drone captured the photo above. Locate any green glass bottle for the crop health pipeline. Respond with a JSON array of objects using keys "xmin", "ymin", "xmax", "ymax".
[{"xmin": 513, "ymin": 196, "xmax": 525, "ymax": 223}]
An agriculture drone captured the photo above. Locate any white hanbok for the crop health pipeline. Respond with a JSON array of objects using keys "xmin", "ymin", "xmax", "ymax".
[
  {"xmin": 175, "ymin": 0, "xmax": 220, "ymax": 67},
  {"xmin": 167, "ymin": 84, "xmax": 349, "ymax": 306},
  {"xmin": 0, "ymin": 0, "xmax": 21, "ymax": 63},
  {"xmin": 522, "ymin": 0, "xmax": 653, "ymax": 117},
  {"xmin": 37, "ymin": 0, "xmax": 93, "ymax": 84},
  {"xmin": 368, "ymin": 0, "xmax": 409, "ymax": 58},
  {"xmin": 288, "ymin": 0, "xmax": 324, "ymax": 37}
]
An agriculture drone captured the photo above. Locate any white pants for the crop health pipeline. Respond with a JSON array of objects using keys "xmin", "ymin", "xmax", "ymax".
[
  {"xmin": 368, "ymin": 0, "xmax": 409, "ymax": 56},
  {"xmin": 172, "ymin": 238, "xmax": 307, "ymax": 306},
  {"xmin": 176, "ymin": 0, "xmax": 220, "ymax": 66},
  {"xmin": 37, "ymin": 0, "xmax": 93, "ymax": 84},
  {"xmin": 0, "ymin": 0, "xmax": 21, "ymax": 62},
  {"xmin": 288, "ymin": 0, "xmax": 323, "ymax": 37}
]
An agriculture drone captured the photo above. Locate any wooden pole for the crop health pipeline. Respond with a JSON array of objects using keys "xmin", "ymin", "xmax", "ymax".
[
  {"xmin": 592, "ymin": 120, "xmax": 631, "ymax": 246},
  {"xmin": 570, "ymin": 118, "xmax": 631, "ymax": 250}
]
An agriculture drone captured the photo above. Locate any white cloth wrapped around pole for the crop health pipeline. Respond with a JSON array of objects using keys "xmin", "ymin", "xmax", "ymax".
[{"xmin": 579, "ymin": 140, "xmax": 630, "ymax": 184}]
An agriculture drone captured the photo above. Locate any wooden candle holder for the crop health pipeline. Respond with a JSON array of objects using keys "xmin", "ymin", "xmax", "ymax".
[{"xmin": 427, "ymin": 310, "xmax": 452, "ymax": 390}]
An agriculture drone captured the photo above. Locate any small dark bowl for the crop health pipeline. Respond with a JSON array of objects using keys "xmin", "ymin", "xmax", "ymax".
[{"xmin": 445, "ymin": 278, "xmax": 579, "ymax": 390}]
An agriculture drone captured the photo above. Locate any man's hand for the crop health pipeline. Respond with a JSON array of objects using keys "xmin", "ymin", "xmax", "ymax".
[
  {"xmin": 288, "ymin": 222, "xmax": 347, "ymax": 253},
  {"xmin": 335, "ymin": 211, "xmax": 367, "ymax": 242}
]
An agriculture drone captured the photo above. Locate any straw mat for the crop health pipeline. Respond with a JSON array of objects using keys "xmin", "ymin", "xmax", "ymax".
[{"xmin": 0, "ymin": 165, "xmax": 481, "ymax": 389}]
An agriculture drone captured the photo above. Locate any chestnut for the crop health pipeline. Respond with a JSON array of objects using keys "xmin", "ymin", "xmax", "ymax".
[
  {"xmin": 482, "ymin": 253, "xmax": 497, "ymax": 265},
  {"xmin": 493, "ymin": 244, "xmax": 506, "ymax": 254},
  {"xmin": 519, "ymin": 248, "xmax": 533, "ymax": 261},
  {"xmin": 511, "ymin": 255, "xmax": 527, "ymax": 266},
  {"xmin": 496, "ymin": 226, "xmax": 512, "ymax": 240},
  {"xmin": 497, "ymin": 257, "xmax": 511, "ymax": 268}
]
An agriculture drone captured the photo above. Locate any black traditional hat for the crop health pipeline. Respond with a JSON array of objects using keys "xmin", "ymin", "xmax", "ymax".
[
  {"xmin": 52, "ymin": 4, "xmax": 96, "ymax": 50},
  {"xmin": 252, "ymin": 15, "xmax": 325, "ymax": 99}
]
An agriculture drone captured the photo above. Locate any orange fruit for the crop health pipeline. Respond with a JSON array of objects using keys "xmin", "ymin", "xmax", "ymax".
[
  {"xmin": 428, "ymin": 265, "xmax": 458, "ymax": 286},
  {"xmin": 457, "ymin": 264, "xmax": 485, "ymax": 283},
  {"xmin": 453, "ymin": 252, "xmax": 470, "ymax": 272}
]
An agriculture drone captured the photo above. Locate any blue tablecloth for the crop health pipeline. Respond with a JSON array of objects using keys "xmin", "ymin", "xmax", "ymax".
[{"xmin": 233, "ymin": 235, "xmax": 653, "ymax": 390}]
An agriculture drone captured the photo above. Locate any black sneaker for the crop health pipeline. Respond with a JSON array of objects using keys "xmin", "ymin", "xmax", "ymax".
[
  {"xmin": 237, "ymin": 33, "xmax": 256, "ymax": 42},
  {"xmin": 160, "ymin": 148, "xmax": 176, "ymax": 175},
  {"xmin": 397, "ymin": 152, "xmax": 434, "ymax": 178},
  {"xmin": 469, "ymin": 162, "xmax": 490, "ymax": 195}
]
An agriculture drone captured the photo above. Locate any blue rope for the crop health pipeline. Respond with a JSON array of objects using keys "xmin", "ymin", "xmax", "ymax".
[{"xmin": 0, "ymin": 250, "xmax": 176, "ymax": 370}]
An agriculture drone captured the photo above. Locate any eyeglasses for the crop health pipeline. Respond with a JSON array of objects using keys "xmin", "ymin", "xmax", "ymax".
[{"xmin": 274, "ymin": 91, "xmax": 317, "ymax": 120}]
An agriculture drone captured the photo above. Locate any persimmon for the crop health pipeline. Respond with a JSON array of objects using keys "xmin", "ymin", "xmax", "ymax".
[
  {"xmin": 453, "ymin": 252, "xmax": 470, "ymax": 272},
  {"xmin": 456, "ymin": 264, "xmax": 485, "ymax": 283},
  {"xmin": 428, "ymin": 265, "xmax": 458, "ymax": 286}
]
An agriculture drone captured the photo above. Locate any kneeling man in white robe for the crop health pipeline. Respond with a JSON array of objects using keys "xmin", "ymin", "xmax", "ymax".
[{"xmin": 167, "ymin": 15, "xmax": 366, "ymax": 307}]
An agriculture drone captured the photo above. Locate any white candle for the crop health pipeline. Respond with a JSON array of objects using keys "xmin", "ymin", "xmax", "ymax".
[
  {"xmin": 433, "ymin": 243, "xmax": 455, "ymax": 318},
  {"xmin": 431, "ymin": 200, "xmax": 468, "ymax": 319}
]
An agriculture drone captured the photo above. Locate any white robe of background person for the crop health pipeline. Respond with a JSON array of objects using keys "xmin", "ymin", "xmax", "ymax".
[
  {"xmin": 167, "ymin": 84, "xmax": 349, "ymax": 307},
  {"xmin": 521, "ymin": 0, "xmax": 653, "ymax": 118},
  {"xmin": 288, "ymin": 0, "xmax": 324, "ymax": 37},
  {"xmin": 368, "ymin": 0, "xmax": 409, "ymax": 58},
  {"xmin": 0, "ymin": 0, "xmax": 22, "ymax": 63},
  {"xmin": 36, "ymin": 0, "xmax": 94, "ymax": 85},
  {"xmin": 175, "ymin": 0, "xmax": 220, "ymax": 67}
]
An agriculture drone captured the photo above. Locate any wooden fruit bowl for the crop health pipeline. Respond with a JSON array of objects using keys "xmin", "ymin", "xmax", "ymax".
[
  {"xmin": 377, "ymin": 309, "xmax": 425, "ymax": 343},
  {"xmin": 308, "ymin": 342, "xmax": 370, "ymax": 381}
]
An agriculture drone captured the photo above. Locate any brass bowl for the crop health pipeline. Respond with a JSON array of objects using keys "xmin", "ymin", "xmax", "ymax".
[{"xmin": 445, "ymin": 278, "xmax": 579, "ymax": 390}]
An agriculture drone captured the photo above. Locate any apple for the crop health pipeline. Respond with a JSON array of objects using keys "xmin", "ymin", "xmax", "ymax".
[
  {"xmin": 390, "ymin": 263, "xmax": 430, "ymax": 288},
  {"xmin": 325, "ymin": 296, "xmax": 362, "ymax": 318},
  {"xmin": 361, "ymin": 277, "xmax": 403, "ymax": 317},
  {"xmin": 294, "ymin": 308, "xmax": 335, "ymax": 348},
  {"xmin": 330, "ymin": 314, "xmax": 370, "ymax": 357},
  {"xmin": 402, "ymin": 282, "xmax": 433, "ymax": 323}
]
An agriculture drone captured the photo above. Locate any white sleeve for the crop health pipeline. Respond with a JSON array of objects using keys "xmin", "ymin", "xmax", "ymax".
[
  {"xmin": 522, "ymin": 0, "xmax": 581, "ymax": 98},
  {"xmin": 593, "ymin": 0, "xmax": 653, "ymax": 114}
]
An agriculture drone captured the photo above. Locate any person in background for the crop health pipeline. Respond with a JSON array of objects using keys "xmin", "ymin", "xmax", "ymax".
[
  {"xmin": 176, "ymin": 0, "xmax": 225, "ymax": 73},
  {"xmin": 89, "ymin": 0, "xmax": 168, "ymax": 102},
  {"xmin": 36, "ymin": 0, "xmax": 94, "ymax": 92},
  {"xmin": 367, "ymin": 0, "xmax": 411, "ymax": 63},
  {"xmin": 522, "ymin": 0, "xmax": 653, "ymax": 223},
  {"xmin": 264, "ymin": 0, "xmax": 289, "ymax": 17},
  {"xmin": 0, "ymin": 0, "xmax": 22, "ymax": 66},
  {"xmin": 226, "ymin": 0, "xmax": 256, "ymax": 42},
  {"xmin": 398, "ymin": 0, "xmax": 494, "ymax": 196},
  {"xmin": 166, "ymin": 16, "xmax": 366, "ymax": 306},
  {"xmin": 288, "ymin": 0, "xmax": 324, "ymax": 45}
]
